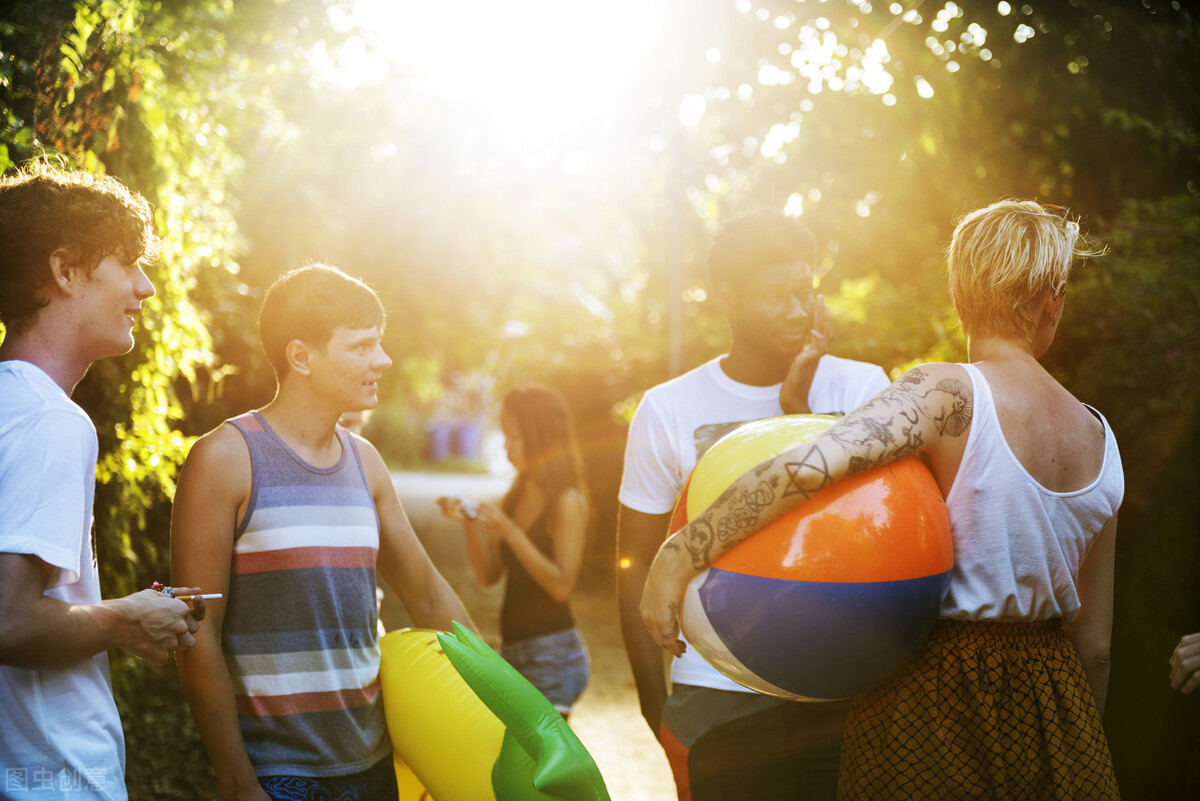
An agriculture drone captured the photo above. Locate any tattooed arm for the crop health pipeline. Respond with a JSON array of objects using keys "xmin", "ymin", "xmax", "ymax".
[{"xmin": 640, "ymin": 364, "xmax": 973, "ymax": 655}]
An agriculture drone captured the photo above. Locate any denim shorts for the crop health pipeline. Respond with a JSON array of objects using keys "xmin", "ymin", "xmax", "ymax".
[{"xmin": 500, "ymin": 627, "xmax": 590, "ymax": 714}]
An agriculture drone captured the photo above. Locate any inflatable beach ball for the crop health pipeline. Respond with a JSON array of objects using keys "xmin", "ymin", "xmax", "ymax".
[{"xmin": 674, "ymin": 414, "xmax": 953, "ymax": 701}]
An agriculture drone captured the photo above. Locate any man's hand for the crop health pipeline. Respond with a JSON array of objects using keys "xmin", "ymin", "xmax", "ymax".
[
  {"xmin": 1170, "ymin": 632, "xmax": 1200, "ymax": 694},
  {"xmin": 0, "ymin": 554, "xmax": 207, "ymax": 670},
  {"xmin": 780, "ymin": 295, "xmax": 832, "ymax": 414},
  {"xmin": 107, "ymin": 588, "xmax": 204, "ymax": 666}
]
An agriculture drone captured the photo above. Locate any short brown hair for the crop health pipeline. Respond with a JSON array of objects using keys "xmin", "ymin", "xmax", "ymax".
[{"xmin": 258, "ymin": 264, "xmax": 385, "ymax": 378}]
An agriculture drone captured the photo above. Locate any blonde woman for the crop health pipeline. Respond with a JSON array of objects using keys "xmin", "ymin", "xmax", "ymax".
[{"xmin": 641, "ymin": 200, "xmax": 1121, "ymax": 799}]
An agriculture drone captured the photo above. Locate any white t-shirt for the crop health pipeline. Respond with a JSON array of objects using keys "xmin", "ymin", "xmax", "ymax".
[
  {"xmin": 619, "ymin": 354, "xmax": 891, "ymax": 692},
  {"xmin": 0, "ymin": 360, "xmax": 127, "ymax": 801},
  {"xmin": 941, "ymin": 363, "xmax": 1123, "ymax": 623}
]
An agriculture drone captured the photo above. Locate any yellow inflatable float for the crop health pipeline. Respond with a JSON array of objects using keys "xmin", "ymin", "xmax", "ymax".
[{"xmin": 379, "ymin": 625, "xmax": 610, "ymax": 801}]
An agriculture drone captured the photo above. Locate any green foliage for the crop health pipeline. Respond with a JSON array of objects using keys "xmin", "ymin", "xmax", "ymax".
[
  {"xmin": 676, "ymin": 0, "xmax": 1198, "ymax": 227},
  {"xmin": 1051, "ymin": 195, "xmax": 1200, "ymax": 455},
  {"xmin": 108, "ymin": 504, "xmax": 221, "ymax": 800},
  {"xmin": 0, "ymin": 0, "xmax": 244, "ymax": 597},
  {"xmin": 825, "ymin": 268, "xmax": 966, "ymax": 379},
  {"xmin": 1043, "ymin": 194, "xmax": 1200, "ymax": 799},
  {"xmin": 0, "ymin": 1, "xmax": 333, "ymax": 797}
]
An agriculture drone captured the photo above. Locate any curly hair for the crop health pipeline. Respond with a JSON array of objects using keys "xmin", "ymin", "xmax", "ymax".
[{"xmin": 0, "ymin": 161, "xmax": 156, "ymax": 332}]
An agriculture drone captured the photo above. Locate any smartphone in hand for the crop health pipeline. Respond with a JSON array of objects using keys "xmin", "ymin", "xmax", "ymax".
[
  {"xmin": 458, "ymin": 497, "xmax": 479, "ymax": 519},
  {"xmin": 444, "ymin": 495, "xmax": 478, "ymax": 519}
]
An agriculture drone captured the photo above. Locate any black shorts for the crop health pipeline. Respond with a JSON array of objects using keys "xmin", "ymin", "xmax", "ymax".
[{"xmin": 663, "ymin": 684, "xmax": 850, "ymax": 801}]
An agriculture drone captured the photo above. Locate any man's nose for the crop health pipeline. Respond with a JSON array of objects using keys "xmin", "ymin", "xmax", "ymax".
[
  {"xmin": 135, "ymin": 266, "xmax": 156, "ymax": 300},
  {"xmin": 785, "ymin": 295, "xmax": 810, "ymax": 317}
]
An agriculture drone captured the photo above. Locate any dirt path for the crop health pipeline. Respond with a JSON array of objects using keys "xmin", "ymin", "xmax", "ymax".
[{"xmin": 385, "ymin": 472, "xmax": 677, "ymax": 801}]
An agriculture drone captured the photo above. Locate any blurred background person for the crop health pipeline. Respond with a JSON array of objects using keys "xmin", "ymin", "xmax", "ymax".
[{"xmin": 438, "ymin": 384, "xmax": 591, "ymax": 719}]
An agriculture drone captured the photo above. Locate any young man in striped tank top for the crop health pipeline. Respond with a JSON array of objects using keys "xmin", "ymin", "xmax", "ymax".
[{"xmin": 172, "ymin": 265, "xmax": 474, "ymax": 801}]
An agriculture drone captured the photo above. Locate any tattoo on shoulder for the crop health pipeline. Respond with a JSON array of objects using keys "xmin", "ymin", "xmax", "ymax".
[
  {"xmin": 932, "ymin": 378, "xmax": 972, "ymax": 436},
  {"xmin": 821, "ymin": 367, "xmax": 972, "ymax": 475}
]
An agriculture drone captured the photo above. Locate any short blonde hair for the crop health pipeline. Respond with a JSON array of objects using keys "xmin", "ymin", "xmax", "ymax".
[{"xmin": 948, "ymin": 199, "xmax": 1101, "ymax": 341}]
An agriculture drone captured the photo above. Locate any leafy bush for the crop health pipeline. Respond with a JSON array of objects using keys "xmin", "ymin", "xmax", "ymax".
[{"xmin": 1041, "ymin": 194, "xmax": 1200, "ymax": 798}]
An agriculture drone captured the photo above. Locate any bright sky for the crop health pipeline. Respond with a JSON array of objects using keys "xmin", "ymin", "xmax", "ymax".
[
  {"xmin": 311, "ymin": 1, "xmax": 990, "ymax": 174},
  {"xmin": 316, "ymin": 0, "xmax": 667, "ymax": 170}
]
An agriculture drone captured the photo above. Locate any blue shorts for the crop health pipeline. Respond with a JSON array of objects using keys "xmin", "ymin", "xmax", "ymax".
[
  {"xmin": 259, "ymin": 755, "xmax": 397, "ymax": 801},
  {"xmin": 500, "ymin": 627, "xmax": 590, "ymax": 714}
]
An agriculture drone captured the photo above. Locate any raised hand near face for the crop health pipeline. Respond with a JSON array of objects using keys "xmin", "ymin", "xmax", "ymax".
[{"xmin": 780, "ymin": 294, "xmax": 832, "ymax": 414}]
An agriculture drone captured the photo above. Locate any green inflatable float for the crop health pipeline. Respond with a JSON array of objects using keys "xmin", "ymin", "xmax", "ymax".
[{"xmin": 378, "ymin": 624, "xmax": 610, "ymax": 801}]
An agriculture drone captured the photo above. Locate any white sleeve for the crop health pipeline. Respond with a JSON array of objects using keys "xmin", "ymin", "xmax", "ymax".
[
  {"xmin": 849, "ymin": 364, "xmax": 892, "ymax": 409},
  {"xmin": 0, "ymin": 410, "xmax": 95, "ymax": 588},
  {"xmin": 617, "ymin": 395, "xmax": 683, "ymax": 515}
]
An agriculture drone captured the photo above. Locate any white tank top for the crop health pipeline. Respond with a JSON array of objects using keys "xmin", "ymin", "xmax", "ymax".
[{"xmin": 940, "ymin": 363, "xmax": 1123, "ymax": 623}]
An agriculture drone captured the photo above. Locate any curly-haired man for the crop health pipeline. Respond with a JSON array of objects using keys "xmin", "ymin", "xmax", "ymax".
[{"xmin": 0, "ymin": 163, "xmax": 206, "ymax": 801}]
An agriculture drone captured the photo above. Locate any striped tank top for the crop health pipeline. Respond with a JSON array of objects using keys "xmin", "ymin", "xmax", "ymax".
[{"xmin": 223, "ymin": 412, "xmax": 389, "ymax": 777}]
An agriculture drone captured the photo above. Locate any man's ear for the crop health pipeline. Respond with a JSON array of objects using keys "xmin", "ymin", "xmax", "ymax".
[
  {"xmin": 285, "ymin": 340, "xmax": 312, "ymax": 376},
  {"xmin": 48, "ymin": 249, "xmax": 76, "ymax": 294}
]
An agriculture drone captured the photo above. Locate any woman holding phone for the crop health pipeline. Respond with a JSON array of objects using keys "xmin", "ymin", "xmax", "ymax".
[{"xmin": 438, "ymin": 384, "xmax": 591, "ymax": 719}]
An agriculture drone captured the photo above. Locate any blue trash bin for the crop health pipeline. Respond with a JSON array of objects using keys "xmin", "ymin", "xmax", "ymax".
[
  {"xmin": 453, "ymin": 419, "xmax": 484, "ymax": 461},
  {"xmin": 424, "ymin": 420, "xmax": 453, "ymax": 462}
]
